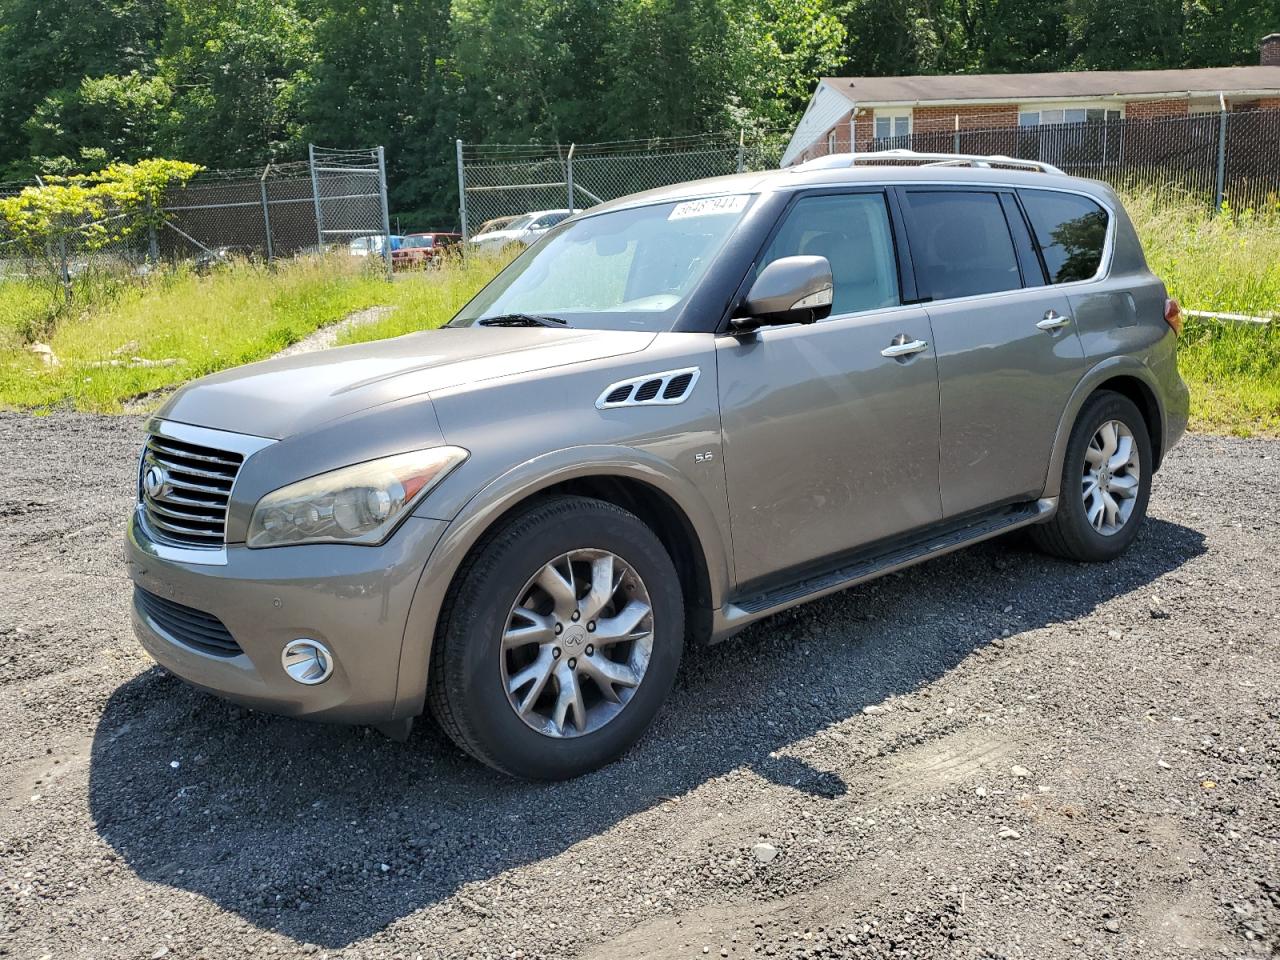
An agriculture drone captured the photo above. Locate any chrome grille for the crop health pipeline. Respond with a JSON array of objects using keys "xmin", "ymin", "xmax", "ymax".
[{"xmin": 140, "ymin": 433, "xmax": 244, "ymax": 548}]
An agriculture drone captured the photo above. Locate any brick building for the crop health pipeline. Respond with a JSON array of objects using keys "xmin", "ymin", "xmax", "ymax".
[{"xmin": 782, "ymin": 33, "xmax": 1280, "ymax": 165}]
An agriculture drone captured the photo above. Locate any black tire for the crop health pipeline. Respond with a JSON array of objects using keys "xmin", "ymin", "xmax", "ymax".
[
  {"xmin": 427, "ymin": 495, "xmax": 684, "ymax": 779},
  {"xmin": 1031, "ymin": 390, "xmax": 1153, "ymax": 562}
]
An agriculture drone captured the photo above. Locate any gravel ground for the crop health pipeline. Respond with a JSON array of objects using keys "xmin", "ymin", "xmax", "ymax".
[{"xmin": 1, "ymin": 412, "xmax": 1277, "ymax": 960}]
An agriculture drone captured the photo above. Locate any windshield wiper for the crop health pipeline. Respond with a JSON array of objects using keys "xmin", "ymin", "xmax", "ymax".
[{"xmin": 476, "ymin": 313, "xmax": 569, "ymax": 328}]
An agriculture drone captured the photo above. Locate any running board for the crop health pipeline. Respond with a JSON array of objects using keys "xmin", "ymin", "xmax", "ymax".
[{"xmin": 714, "ymin": 498, "xmax": 1056, "ymax": 636}]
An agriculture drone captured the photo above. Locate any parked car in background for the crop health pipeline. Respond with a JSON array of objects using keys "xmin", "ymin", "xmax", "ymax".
[
  {"xmin": 126, "ymin": 152, "xmax": 1188, "ymax": 781},
  {"xmin": 472, "ymin": 215, "xmax": 520, "ymax": 239},
  {"xmin": 348, "ymin": 235, "xmax": 404, "ymax": 257},
  {"xmin": 467, "ymin": 209, "xmax": 579, "ymax": 250},
  {"xmin": 392, "ymin": 232, "xmax": 462, "ymax": 270}
]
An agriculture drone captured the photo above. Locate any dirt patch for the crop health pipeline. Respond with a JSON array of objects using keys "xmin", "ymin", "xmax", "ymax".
[{"xmin": 272, "ymin": 305, "xmax": 395, "ymax": 359}]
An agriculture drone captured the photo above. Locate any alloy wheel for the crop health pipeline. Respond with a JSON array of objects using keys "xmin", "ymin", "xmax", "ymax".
[
  {"xmin": 501, "ymin": 549, "xmax": 654, "ymax": 738},
  {"xmin": 1081, "ymin": 419, "xmax": 1141, "ymax": 536}
]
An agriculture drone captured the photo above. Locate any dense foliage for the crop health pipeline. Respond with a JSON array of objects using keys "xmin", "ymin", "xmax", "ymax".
[{"xmin": 0, "ymin": 0, "xmax": 1274, "ymax": 222}]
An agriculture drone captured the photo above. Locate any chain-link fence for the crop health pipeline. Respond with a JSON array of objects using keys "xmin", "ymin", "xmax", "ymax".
[
  {"xmin": 455, "ymin": 133, "xmax": 789, "ymax": 238},
  {"xmin": 458, "ymin": 112, "xmax": 1280, "ymax": 232},
  {"xmin": 0, "ymin": 144, "xmax": 391, "ymax": 285},
  {"xmin": 823, "ymin": 110, "xmax": 1280, "ymax": 211}
]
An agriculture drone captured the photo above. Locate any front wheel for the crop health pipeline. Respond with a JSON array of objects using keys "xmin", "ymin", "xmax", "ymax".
[
  {"xmin": 427, "ymin": 496, "xmax": 684, "ymax": 779},
  {"xmin": 1031, "ymin": 390, "xmax": 1153, "ymax": 562}
]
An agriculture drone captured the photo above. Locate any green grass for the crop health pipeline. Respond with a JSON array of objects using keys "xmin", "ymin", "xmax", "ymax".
[
  {"xmin": 1175, "ymin": 317, "xmax": 1280, "ymax": 435},
  {"xmin": 0, "ymin": 279, "xmax": 60, "ymax": 351},
  {"xmin": 337, "ymin": 250, "xmax": 514, "ymax": 346},
  {"xmin": 1124, "ymin": 188, "xmax": 1280, "ymax": 436},
  {"xmin": 0, "ymin": 255, "xmax": 388, "ymax": 410}
]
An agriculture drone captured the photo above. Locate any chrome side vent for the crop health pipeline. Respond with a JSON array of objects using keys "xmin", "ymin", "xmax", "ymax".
[{"xmin": 596, "ymin": 367, "xmax": 701, "ymax": 410}]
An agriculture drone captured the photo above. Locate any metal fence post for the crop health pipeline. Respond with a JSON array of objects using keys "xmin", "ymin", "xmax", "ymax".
[
  {"xmin": 308, "ymin": 144, "xmax": 324, "ymax": 249},
  {"xmin": 456, "ymin": 139, "xmax": 469, "ymax": 240},
  {"xmin": 953, "ymin": 115, "xmax": 961, "ymax": 153},
  {"xmin": 376, "ymin": 146, "xmax": 393, "ymax": 278},
  {"xmin": 736, "ymin": 129, "xmax": 745, "ymax": 173},
  {"xmin": 566, "ymin": 143, "xmax": 575, "ymax": 212},
  {"xmin": 259, "ymin": 162, "xmax": 274, "ymax": 263},
  {"xmin": 1215, "ymin": 101, "xmax": 1229, "ymax": 213}
]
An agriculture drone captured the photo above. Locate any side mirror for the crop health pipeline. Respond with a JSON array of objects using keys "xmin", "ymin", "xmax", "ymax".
[{"xmin": 731, "ymin": 255, "xmax": 834, "ymax": 333}]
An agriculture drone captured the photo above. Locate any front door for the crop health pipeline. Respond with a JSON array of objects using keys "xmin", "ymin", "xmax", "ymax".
[{"xmin": 716, "ymin": 190, "xmax": 943, "ymax": 588}]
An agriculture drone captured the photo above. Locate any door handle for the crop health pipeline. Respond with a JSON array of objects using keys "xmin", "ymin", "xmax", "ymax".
[
  {"xmin": 1037, "ymin": 310, "xmax": 1072, "ymax": 331},
  {"xmin": 881, "ymin": 337, "xmax": 930, "ymax": 359}
]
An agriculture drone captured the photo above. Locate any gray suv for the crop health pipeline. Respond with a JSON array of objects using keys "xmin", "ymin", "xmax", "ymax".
[{"xmin": 125, "ymin": 152, "xmax": 1189, "ymax": 779}]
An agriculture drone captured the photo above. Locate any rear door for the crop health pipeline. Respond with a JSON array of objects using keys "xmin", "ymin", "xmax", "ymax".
[
  {"xmin": 716, "ymin": 189, "xmax": 942, "ymax": 587},
  {"xmin": 898, "ymin": 187, "xmax": 1086, "ymax": 517}
]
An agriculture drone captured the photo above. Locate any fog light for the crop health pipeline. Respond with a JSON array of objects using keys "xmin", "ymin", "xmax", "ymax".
[{"xmin": 281, "ymin": 639, "xmax": 334, "ymax": 685}]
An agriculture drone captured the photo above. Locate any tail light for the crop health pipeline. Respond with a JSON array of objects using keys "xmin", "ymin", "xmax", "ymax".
[{"xmin": 1164, "ymin": 297, "xmax": 1182, "ymax": 336}]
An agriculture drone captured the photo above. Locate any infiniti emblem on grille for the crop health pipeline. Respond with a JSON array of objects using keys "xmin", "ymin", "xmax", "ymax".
[{"xmin": 143, "ymin": 463, "xmax": 170, "ymax": 499}]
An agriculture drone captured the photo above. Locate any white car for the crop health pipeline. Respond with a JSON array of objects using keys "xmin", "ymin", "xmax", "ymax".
[
  {"xmin": 468, "ymin": 209, "xmax": 579, "ymax": 249},
  {"xmin": 348, "ymin": 235, "xmax": 403, "ymax": 257}
]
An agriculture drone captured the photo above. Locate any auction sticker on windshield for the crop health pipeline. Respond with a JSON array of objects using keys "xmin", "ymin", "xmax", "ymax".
[{"xmin": 668, "ymin": 195, "xmax": 751, "ymax": 220}]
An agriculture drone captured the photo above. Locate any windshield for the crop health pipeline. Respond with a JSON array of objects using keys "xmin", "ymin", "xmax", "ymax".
[
  {"xmin": 504, "ymin": 215, "xmax": 535, "ymax": 231},
  {"xmin": 452, "ymin": 195, "xmax": 754, "ymax": 332},
  {"xmin": 404, "ymin": 235, "xmax": 434, "ymax": 248}
]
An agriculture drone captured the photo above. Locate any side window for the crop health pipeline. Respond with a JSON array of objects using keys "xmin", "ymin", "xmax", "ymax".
[
  {"xmin": 903, "ymin": 191, "xmax": 1022, "ymax": 300},
  {"xmin": 758, "ymin": 193, "xmax": 900, "ymax": 316},
  {"xmin": 1020, "ymin": 190, "xmax": 1109, "ymax": 283}
]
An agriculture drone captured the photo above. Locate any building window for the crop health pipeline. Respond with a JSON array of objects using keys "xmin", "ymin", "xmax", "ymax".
[
  {"xmin": 873, "ymin": 110, "xmax": 912, "ymax": 140},
  {"xmin": 827, "ymin": 130, "xmax": 837, "ymax": 153},
  {"xmin": 1018, "ymin": 103, "xmax": 1124, "ymax": 166},
  {"xmin": 1018, "ymin": 104, "xmax": 1122, "ymax": 126}
]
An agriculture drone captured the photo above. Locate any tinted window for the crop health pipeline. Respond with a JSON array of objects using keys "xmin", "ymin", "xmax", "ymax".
[
  {"xmin": 904, "ymin": 191, "xmax": 1021, "ymax": 300},
  {"xmin": 1021, "ymin": 190, "xmax": 1109, "ymax": 283},
  {"xmin": 758, "ymin": 193, "xmax": 900, "ymax": 316}
]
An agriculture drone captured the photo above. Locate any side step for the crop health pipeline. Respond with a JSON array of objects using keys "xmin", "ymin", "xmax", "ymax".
[{"xmin": 717, "ymin": 498, "xmax": 1055, "ymax": 633}]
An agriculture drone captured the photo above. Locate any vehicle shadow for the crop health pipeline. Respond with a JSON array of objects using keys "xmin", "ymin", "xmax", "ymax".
[{"xmin": 88, "ymin": 517, "xmax": 1205, "ymax": 948}]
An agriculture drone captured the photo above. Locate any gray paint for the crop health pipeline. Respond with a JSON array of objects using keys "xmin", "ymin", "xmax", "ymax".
[{"xmin": 125, "ymin": 162, "xmax": 1190, "ymax": 728}]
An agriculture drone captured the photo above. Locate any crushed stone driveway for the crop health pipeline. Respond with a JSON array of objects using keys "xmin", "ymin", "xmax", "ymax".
[{"xmin": 1, "ymin": 412, "xmax": 1277, "ymax": 960}]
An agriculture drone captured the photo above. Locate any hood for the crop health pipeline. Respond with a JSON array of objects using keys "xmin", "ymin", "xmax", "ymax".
[{"xmin": 159, "ymin": 326, "xmax": 656, "ymax": 439}]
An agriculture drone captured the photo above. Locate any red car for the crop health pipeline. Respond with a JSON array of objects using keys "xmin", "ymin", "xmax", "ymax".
[{"xmin": 392, "ymin": 232, "xmax": 461, "ymax": 270}]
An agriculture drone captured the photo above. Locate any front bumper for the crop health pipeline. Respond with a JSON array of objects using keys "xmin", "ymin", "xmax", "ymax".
[{"xmin": 125, "ymin": 508, "xmax": 449, "ymax": 724}]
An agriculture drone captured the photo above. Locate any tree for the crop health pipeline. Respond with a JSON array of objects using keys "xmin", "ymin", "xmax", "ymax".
[
  {"xmin": 160, "ymin": 0, "xmax": 312, "ymax": 167},
  {"xmin": 0, "ymin": 0, "xmax": 168, "ymax": 177},
  {"xmin": 24, "ymin": 72, "xmax": 175, "ymax": 173}
]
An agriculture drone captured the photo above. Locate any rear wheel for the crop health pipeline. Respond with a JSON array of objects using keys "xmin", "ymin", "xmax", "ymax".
[
  {"xmin": 428, "ymin": 496, "xmax": 684, "ymax": 779},
  {"xmin": 1031, "ymin": 390, "xmax": 1152, "ymax": 562}
]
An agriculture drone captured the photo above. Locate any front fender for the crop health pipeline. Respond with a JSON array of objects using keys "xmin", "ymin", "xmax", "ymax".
[
  {"xmin": 390, "ymin": 444, "xmax": 733, "ymax": 719},
  {"xmin": 1041, "ymin": 355, "xmax": 1166, "ymax": 500}
]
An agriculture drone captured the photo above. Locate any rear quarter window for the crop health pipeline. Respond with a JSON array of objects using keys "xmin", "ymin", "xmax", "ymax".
[{"xmin": 1020, "ymin": 190, "xmax": 1110, "ymax": 283}]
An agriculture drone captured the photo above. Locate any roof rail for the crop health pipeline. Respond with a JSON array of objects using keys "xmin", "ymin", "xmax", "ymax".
[{"xmin": 792, "ymin": 150, "xmax": 1065, "ymax": 176}]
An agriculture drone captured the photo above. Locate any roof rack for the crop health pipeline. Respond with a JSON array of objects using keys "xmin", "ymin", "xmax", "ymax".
[{"xmin": 793, "ymin": 150, "xmax": 1064, "ymax": 176}]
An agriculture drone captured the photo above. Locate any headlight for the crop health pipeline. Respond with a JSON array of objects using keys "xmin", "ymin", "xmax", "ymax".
[{"xmin": 246, "ymin": 446, "xmax": 468, "ymax": 548}]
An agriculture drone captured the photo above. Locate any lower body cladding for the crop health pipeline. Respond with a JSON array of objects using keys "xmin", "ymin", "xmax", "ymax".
[{"xmin": 125, "ymin": 511, "xmax": 449, "ymax": 725}]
